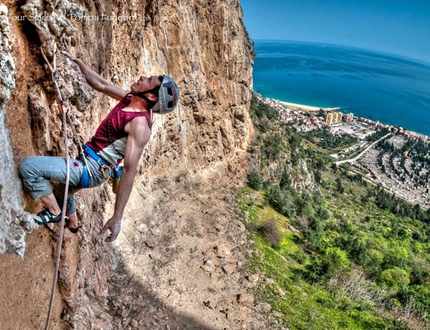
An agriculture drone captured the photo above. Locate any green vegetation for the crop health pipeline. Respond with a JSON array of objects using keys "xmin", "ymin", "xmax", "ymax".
[
  {"xmin": 240, "ymin": 98, "xmax": 430, "ymax": 330},
  {"xmin": 301, "ymin": 129, "xmax": 358, "ymax": 150},
  {"xmin": 366, "ymin": 127, "xmax": 390, "ymax": 142}
]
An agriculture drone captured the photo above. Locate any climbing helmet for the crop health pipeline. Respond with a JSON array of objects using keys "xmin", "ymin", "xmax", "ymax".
[{"xmin": 152, "ymin": 75, "xmax": 179, "ymax": 114}]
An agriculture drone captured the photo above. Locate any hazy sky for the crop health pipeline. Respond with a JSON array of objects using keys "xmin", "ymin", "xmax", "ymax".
[{"xmin": 241, "ymin": 0, "xmax": 430, "ymax": 63}]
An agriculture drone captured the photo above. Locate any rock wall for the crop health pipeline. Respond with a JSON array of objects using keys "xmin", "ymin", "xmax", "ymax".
[
  {"xmin": 0, "ymin": 0, "xmax": 255, "ymax": 329},
  {"xmin": 1, "ymin": 0, "xmax": 253, "ymax": 256},
  {"xmin": 0, "ymin": 4, "xmax": 34, "ymax": 257}
]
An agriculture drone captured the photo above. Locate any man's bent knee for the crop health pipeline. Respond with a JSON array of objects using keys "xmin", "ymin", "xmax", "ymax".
[
  {"xmin": 19, "ymin": 156, "xmax": 53, "ymax": 200},
  {"xmin": 19, "ymin": 156, "xmax": 34, "ymax": 179}
]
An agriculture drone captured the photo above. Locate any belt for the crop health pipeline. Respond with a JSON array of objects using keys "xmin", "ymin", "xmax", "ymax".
[{"xmin": 83, "ymin": 144, "xmax": 112, "ymax": 166}]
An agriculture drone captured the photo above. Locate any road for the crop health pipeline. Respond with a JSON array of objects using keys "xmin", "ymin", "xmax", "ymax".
[{"xmin": 334, "ymin": 133, "xmax": 392, "ymax": 166}]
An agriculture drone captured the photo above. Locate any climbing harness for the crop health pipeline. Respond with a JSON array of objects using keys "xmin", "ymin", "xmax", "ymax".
[{"xmin": 80, "ymin": 143, "xmax": 113, "ymax": 186}]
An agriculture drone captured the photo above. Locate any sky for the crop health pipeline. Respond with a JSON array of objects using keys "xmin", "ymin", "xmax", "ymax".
[{"xmin": 241, "ymin": 0, "xmax": 430, "ymax": 63}]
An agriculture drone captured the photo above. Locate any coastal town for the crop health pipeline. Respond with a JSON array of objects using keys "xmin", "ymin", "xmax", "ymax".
[{"xmin": 257, "ymin": 95, "xmax": 430, "ymax": 210}]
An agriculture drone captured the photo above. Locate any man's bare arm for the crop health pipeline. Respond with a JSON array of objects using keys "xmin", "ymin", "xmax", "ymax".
[
  {"xmin": 61, "ymin": 51, "xmax": 128, "ymax": 101},
  {"xmin": 99, "ymin": 116, "xmax": 151, "ymax": 242}
]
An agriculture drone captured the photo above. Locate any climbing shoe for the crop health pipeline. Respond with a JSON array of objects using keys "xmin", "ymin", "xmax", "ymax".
[{"xmin": 33, "ymin": 209, "xmax": 62, "ymax": 225}]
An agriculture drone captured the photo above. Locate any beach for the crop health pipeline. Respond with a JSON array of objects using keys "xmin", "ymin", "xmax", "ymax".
[
  {"xmin": 278, "ymin": 101, "xmax": 320, "ymax": 112},
  {"xmin": 278, "ymin": 101, "xmax": 341, "ymax": 112}
]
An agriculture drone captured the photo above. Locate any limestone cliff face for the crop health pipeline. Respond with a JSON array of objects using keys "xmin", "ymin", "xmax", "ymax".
[
  {"xmin": 0, "ymin": 4, "xmax": 34, "ymax": 257},
  {"xmin": 1, "ymin": 0, "xmax": 253, "ymax": 256},
  {"xmin": 0, "ymin": 0, "xmax": 255, "ymax": 329}
]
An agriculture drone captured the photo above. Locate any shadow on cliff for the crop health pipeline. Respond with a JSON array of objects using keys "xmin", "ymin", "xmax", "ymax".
[
  {"xmin": 91, "ymin": 176, "xmax": 252, "ymax": 330},
  {"xmin": 105, "ymin": 259, "xmax": 219, "ymax": 330}
]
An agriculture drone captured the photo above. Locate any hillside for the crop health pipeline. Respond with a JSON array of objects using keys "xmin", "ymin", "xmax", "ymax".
[{"xmin": 242, "ymin": 98, "xmax": 430, "ymax": 330}]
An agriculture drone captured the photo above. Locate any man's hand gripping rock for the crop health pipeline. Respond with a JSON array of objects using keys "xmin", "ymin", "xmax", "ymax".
[{"xmin": 99, "ymin": 217, "xmax": 121, "ymax": 242}]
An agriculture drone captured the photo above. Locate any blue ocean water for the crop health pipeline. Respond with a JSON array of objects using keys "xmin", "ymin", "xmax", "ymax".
[{"xmin": 252, "ymin": 40, "xmax": 430, "ymax": 136}]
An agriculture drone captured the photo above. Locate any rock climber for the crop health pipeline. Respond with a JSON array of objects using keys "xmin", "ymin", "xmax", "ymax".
[{"xmin": 19, "ymin": 51, "xmax": 179, "ymax": 242}]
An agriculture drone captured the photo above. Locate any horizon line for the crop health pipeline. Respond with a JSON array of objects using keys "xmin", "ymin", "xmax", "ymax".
[{"xmin": 251, "ymin": 38, "xmax": 430, "ymax": 66}]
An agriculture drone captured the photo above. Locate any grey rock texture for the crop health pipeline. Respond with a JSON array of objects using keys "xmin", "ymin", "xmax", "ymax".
[{"xmin": 0, "ymin": 4, "xmax": 34, "ymax": 258}]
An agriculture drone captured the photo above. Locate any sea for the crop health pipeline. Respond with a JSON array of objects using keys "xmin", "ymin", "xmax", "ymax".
[{"xmin": 252, "ymin": 40, "xmax": 430, "ymax": 137}]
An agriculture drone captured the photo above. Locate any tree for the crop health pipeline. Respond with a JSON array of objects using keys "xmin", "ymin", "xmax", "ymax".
[
  {"xmin": 247, "ymin": 171, "xmax": 262, "ymax": 190},
  {"xmin": 266, "ymin": 185, "xmax": 296, "ymax": 217},
  {"xmin": 317, "ymin": 207, "xmax": 330, "ymax": 220},
  {"xmin": 263, "ymin": 133, "xmax": 282, "ymax": 160},
  {"xmin": 279, "ymin": 170, "xmax": 292, "ymax": 189},
  {"xmin": 256, "ymin": 220, "xmax": 282, "ymax": 248},
  {"xmin": 336, "ymin": 177, "xmax": 344, "ymax": 194},
  {"xmin": 382, "ymin": 246, "xmax": 408, "ymax": 269},
  {"xmin": 326, "ymin": 247, "xmax": 351, "ymax": 270}
]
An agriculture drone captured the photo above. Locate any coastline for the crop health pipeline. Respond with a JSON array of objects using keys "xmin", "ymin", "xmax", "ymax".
[
  {"xmin": 252, "ymin": 41, "xmax": 430, "ymax": 138},
  {"xmin": 278, "ymin": 101, "xmax": 341, "ymax": 112},
  {"xmin": 278, "ymin": 101, "xmax": 320, "ymax": 112},
  {"xmin": 259, "ymin": 94, "xmax": 430, "ymax": 210},
  {"xmin": 261, "ymin": 95, "xmax": 430, "ymax": 141}
]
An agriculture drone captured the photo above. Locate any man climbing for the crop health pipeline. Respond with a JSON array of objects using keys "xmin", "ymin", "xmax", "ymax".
[{"xmin": 19, "ymin": 51, "xmax": 179, "ymax": 242}]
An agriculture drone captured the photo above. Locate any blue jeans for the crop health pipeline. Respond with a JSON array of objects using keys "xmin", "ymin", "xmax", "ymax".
[{"xmin": 19, "ymin": 155, "xmax": 110, "ymax": 215}]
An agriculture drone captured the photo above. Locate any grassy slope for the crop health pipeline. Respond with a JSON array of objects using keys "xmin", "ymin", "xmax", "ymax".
[{"xmin": 239, "ymin": 189, "xmax": 404, "ymax": 329}]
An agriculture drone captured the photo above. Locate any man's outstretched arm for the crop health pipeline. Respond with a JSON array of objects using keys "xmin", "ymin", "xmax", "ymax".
[
  {"xmin": 99, "ymin": 116, "xmax": 151, "ymax": 242},
  {"xmin": 61, "ymin": 51, "xmax": 127, "ymax": 101}
]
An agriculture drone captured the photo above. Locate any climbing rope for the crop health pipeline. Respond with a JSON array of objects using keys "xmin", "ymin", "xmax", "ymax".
[{"xmin": 40, "ymin": 42, "xmax": 72, "ymax": 330}]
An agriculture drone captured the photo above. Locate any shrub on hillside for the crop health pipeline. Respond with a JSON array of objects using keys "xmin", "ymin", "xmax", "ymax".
[
  {"xmin": 295, "ymin": 216, "xmax": 311, "ymax": 230},
  {"xmin": 256, "ymin": 117, "xmax": 271, "ymax": 133},
  {"xmin": 380, "ymin": 267, "xmax": 410, "ymax": 289},
  {"xmin": 256, "ymin": 220, "xmax": 282, "ymax": 248},
  {"xmin": 247, "ymin": 171, "xmax": 263, "ymax": 190}
]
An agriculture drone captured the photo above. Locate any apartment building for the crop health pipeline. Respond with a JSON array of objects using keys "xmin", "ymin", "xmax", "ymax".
[{"xmin": 324, "ymin": 112, "xmax": 343, "ymax": 125}]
